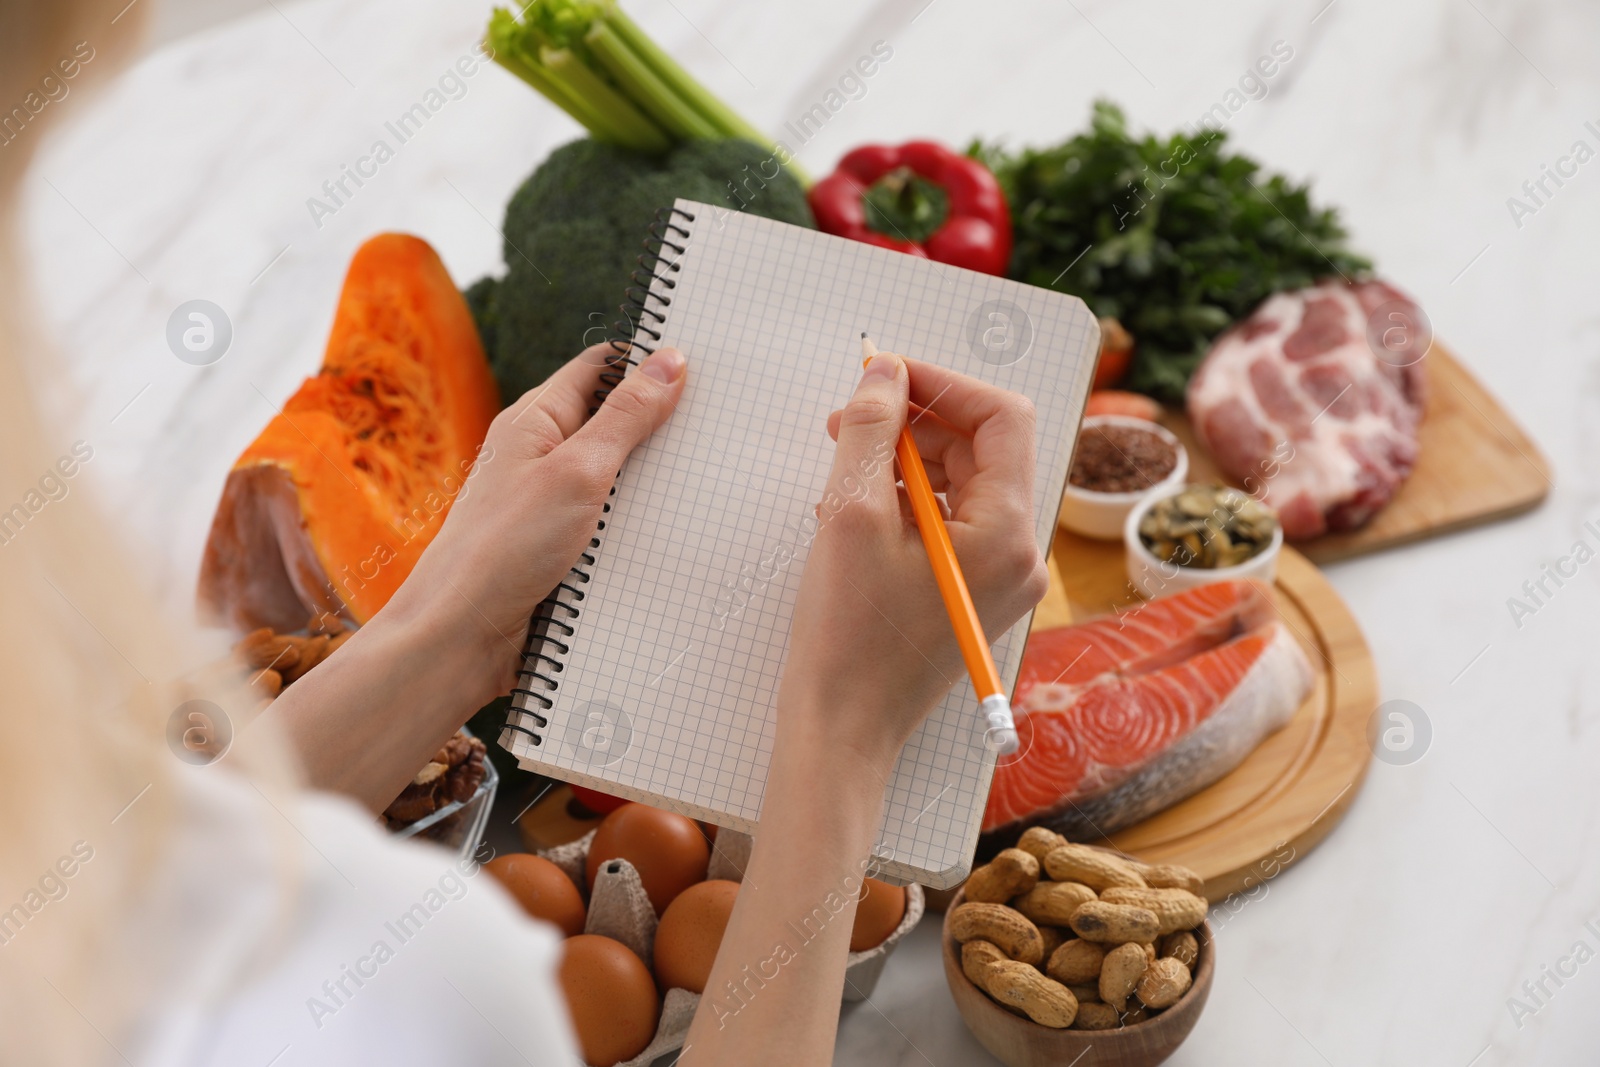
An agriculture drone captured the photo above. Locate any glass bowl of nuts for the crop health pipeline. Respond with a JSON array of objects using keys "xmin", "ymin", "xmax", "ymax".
[
  {"xmin": 1058, "ymin": 417, "xmax": 1189, "ymax": 541},
  {"xmin": 1123, "ymin": 483, "xmax": 1283, "ymax": 599},
  {"xmin": 228, "ymin": 622, "xmax": 498, "ymax": 863},
  {"xmin": 387, "ymin": 726, "xmax": 498, "ymax": 862}
]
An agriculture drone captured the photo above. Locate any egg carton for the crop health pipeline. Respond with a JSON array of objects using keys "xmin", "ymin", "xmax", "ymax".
[{"xmin": 540, "ymin": 827, "xmax": 925, "ymax": 1067}]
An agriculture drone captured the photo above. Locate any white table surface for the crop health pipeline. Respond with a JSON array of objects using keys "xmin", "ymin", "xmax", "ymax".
[{"xmin": 22, "ymin": 0, "xmax": 1600, "ymax": 1064}]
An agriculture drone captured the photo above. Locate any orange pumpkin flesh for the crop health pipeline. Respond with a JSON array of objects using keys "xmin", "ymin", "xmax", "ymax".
[{"xmin": 198, "ymin": 233, "xmax": 500, "ymax": 632}]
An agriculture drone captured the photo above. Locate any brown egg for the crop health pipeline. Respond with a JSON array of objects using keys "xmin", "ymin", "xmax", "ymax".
[
  {"xmin": 653, "ymin": 879, "xmax": 739, "ymax": 993},
  {"xmin": 484, "ymin": 853, "xmax": 586, "ymax": 937},
  {"xmin": 557, "ymin": 934, "xmax": 659, "ymax": 1067},
  {"xmin": 849, "ymin": 878, "xmax": 907, "ymax": 952},
  {"xmin": 586, "ymin": 803, "xmax": 710, "ymax": 915}
]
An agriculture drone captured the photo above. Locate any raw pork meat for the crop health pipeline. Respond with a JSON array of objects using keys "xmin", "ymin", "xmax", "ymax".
[
  {"xmin": 982, "ymin": 580, "xmax": 1312, "ymax": 841},
  {"xmin": 1186, "ymin": 280, "xmax": 1428, "ymax": 540}
]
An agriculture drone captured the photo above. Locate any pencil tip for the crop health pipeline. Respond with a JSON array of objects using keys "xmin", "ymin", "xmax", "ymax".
[{"xmin": 860, "ymin": 331, "xmax": 868, "ymax": 338}]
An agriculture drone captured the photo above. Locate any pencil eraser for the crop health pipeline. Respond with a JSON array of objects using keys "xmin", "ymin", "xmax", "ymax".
[
  {"xmin": 985, "ymin": 727, "xmax": 1020, "ymax": 756},
  {"xmin": 980, "ymin": 695, "xmax": 1019, "ymax": 755}
]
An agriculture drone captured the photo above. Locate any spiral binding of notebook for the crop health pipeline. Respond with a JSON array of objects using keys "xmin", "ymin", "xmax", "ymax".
[{"xmin": 500, "ymin": 205, "xmax": 697, "ymax": 752}]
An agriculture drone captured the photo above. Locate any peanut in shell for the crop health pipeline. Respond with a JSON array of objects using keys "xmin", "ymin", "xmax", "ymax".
[
  {"xmin": 949, "ymin": 902, "xmax": 1045, "ymax": 966},
  {"xmin": 1101, "ymin": 886, "xmax": 1208, "ymax": 937},
  {"xmin": 985, "ymin": 960, "xmax": 1079, "ymax": 1028},
  {"xmin": 961, "ymin": 939, "xmax": 1008, "ymax": 992},
  {"xmin": 1137, "ymin": 956, "xmax": 1193, "ymax": 1009},
  {"xmin": 1069, "ymin": 900, "xmax": 1161, "ymax": 944},
  {"xmin": 1043, "ymin": 844, "xmax": 1147, "ymax": 891},
  {"xmin": 1046, "ymin": 939, "xmax": 1106, "ymax": 985},
  {"xmin": 965, "ymin": 848, "xmax": 1040, "ymax": 903},
  {"xmin": 1098, "ymin": 942, "xmax": 1149, "ymax": 1012},
  {"xmin": 1011, "ymin": 880, "xmax": 1096, "ymax": 926}
]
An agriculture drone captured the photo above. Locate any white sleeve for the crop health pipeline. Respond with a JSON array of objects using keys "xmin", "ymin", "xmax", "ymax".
[{"xmin": 138, "ymin": 771, "xmax": 583, "ymax": 1067}]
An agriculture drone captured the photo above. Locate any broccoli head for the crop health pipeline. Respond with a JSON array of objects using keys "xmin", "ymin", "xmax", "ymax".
[{"xmin": 470, "ymin": 137, "xmax": 813, "ymax": 403}]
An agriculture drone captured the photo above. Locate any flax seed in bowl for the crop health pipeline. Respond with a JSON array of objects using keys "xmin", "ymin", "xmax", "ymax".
[{"xmin": 1058, "ymin": 416, "xmax": 1188, "ymax": 541}]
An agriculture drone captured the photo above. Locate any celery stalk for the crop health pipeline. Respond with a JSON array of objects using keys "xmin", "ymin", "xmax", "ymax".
[
  {"xmin": 540, "ymin": 45, "xmax": 672, "ymax": 153},
  {"xmin": 605, "ymin": 7, "xmax": 808, "ymax": 184},
  {"xmin": 585, "ymin": 21, "xmax": 719, "ymax": 141},
  {"xmin": 486, "ymin": 1, "xmax": 810, "ymax": 184},
  {"xmin": 491, "ymin": 37, "xmax": 622, "ymax": 140},
  {"xmin": 489, "ymin": 10, "xmax": 639, "ymax": 143},
  {"xmin": 604, "ymin": 7, "xmax": 760, "ymax": 144}
]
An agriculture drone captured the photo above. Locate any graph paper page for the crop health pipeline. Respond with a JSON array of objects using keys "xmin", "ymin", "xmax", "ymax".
[{"xmin": 504, "ymin": 199, "xmax": 1099, "ymax": 886}]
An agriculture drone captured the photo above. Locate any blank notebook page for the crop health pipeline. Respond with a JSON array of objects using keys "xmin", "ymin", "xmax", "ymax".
[{"xmin": 503, "ymin": 198, "xmax": 1098, "ymax": 886}]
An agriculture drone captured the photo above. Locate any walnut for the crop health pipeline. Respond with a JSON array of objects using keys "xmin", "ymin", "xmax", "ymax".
[
  {"xmin": 382, "ymin": 732, "xmax": 488, "ymax": 829},
  {"xmin": 446, "ymin": 745, "xmax": 486, "ymax": 803},
  {"xmin": 412, "ymin": 761, "xmax": 450, "ymax": 787},
  {"xmin": 384, "ymin": 786, "xmax": 440, "ymax": 824}
]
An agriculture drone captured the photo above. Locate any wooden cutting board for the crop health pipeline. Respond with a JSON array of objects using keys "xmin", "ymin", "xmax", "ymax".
[
  {"xmin": 1030, "ymin": 530, "xmax": 1377, "ymax": 900},
  {"xmin": 1149, "ymin": 345, "xmax": 1550, "ymax": 564}
]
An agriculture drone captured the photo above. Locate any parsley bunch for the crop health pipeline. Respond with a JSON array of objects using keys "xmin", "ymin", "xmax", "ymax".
[{"xmin": 975, "ymin": 102, "xmax": 1370, "ymax": 400}]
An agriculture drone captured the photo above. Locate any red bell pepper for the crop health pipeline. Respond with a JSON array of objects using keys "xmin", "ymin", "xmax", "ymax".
[
  {"xmin": 808, "ymin": 141, "xmax": 1013, "ymax": 276},
  {"xmin": 570, "ymin": 785, "xmax": 630, "ymax": 815}
]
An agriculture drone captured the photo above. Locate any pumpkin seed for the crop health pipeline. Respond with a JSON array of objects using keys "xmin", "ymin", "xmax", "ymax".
[
  {"xmin": 1176, "ymin": 489, "xmax": 1214, "ymax": 518},
  {"xmin": 1137, "ymin": 484, "xmax": 1279, "ymax": 570}
]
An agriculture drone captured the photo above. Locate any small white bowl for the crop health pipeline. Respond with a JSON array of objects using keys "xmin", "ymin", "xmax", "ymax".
[
  {"xmin": 1058, "ymin": 416, "xmax": 1188, "ymax": 541},
  {"xmin": 1124, "ymin": 484, "xmax": 1283, "ymax": 599}
]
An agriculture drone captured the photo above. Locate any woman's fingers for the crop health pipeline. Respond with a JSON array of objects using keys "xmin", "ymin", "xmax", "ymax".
[
  {"xmin": 906, "ymin": 360, "xmax": 1036, "ymax": 476},
  {"xmin": 828, "ymin": 405, "xmax": 971, "ymax": 472},
  {"xmin": 499, "ymin": 342, "xmax": 620, "ymax": 456},
  {"xmin": 825, "ymin": 353, "xmax": 908, "ymax": 514},
  {"xmin": 903, "ymin": 358, "xmax": 1002, "ymax": 432},
  {"xmin": 915, "ymin": 458, "xmax": 949, "ymax": 494},
  {"xmin": 902, "ymin": 359, "xmax": 1037, "ymax": 525},
  {"xmin": 829, "ymin": 360, "xmax": 1033, "ymax": 521},
  {"xmin": 835, "ymin": 360, "xmax": 1033, "ymax": 481},
  {"xmin": 895, "ymin": 483, "xmax": 951, "ymax": 524},
  {"xmin": 822, "ymin": 406, "xmax": 954, "ymax": 491},
  {"xmin": 556, "ymin": 347, "xmax": 687, "ymax": 475}
]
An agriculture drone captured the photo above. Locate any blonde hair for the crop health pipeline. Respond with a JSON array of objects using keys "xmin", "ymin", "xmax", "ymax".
[{"xmin": 1, "ymin": 4, "xmax": 300, "ymax": 1061}]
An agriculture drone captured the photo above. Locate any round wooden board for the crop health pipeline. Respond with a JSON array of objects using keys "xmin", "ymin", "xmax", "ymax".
[{"xmin": 1030, "ymin": 527, "xmax": 1377, "ymax": 900}]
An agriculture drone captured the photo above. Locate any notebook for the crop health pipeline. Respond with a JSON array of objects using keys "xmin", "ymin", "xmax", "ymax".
[{"xmin": 500, "ymin": 199, "xmax": 1099, "ymax": 887}]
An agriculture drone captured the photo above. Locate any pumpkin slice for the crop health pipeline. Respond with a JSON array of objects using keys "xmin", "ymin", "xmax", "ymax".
[{"xmin": 198, "ymin": 233, "xmax": 501, "ymax": 632}]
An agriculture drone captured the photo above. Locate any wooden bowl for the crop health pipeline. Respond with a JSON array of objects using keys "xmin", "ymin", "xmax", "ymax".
[{"xmin": 941, "ymin": 888, "xmax": 1214, "ymax": 1067}]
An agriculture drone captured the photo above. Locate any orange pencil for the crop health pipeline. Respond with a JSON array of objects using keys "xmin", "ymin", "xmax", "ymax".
[{"xmin": 861, "ymin": 334, "xmax": 1018, "ymax": 755}]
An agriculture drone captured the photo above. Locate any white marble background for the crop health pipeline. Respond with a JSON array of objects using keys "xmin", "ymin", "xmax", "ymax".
[{"xmin": 18, "ymin": 0, "xmax": 1600, "ymax": 1063}]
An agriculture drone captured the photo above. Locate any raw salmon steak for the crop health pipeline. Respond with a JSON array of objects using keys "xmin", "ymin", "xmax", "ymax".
[{"xmin": 983, "ymin": 580, "xmax": 1313, "ymax": 841}]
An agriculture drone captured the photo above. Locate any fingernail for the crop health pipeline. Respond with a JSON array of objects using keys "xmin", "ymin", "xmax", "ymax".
[
  {"xmin": 859, "ymin": 354, "xmax": 898, "ymax": 386},
  {"xmin": 640, "ymin": 347, "xmax": 685, "ymax": 383}
]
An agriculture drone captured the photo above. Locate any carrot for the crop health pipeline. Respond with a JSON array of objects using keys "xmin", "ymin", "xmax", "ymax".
[{"xmin": 1085, "ymin": 390, "xmax": 1163, "ymax": 422}]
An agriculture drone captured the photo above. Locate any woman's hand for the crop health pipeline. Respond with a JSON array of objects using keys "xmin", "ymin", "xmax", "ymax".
[
  {"xmin": 778, "ymin": 351, "xmax": 1049, "ymax": 773},
  {"xmin": 272, "ymin": 344, "xmax": 686, "ymax": 811},
  {"xmin": 683, "ymin": 354, "xmax": 1046, "ymax": 1064},
  {"xmin": 390, "ymin": 343, "xmax": 688, "ymax": 703}
]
